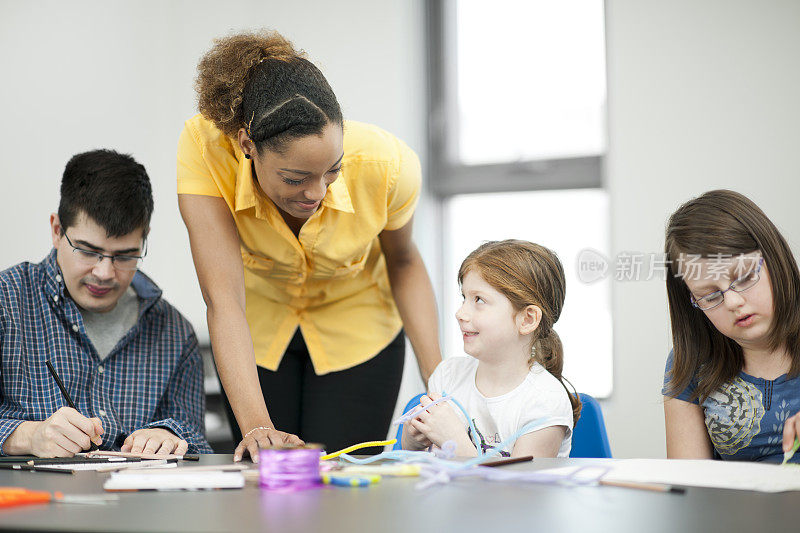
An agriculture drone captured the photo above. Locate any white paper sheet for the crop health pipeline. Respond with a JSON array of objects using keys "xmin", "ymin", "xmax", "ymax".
[
  {"xmin": 43, "ymin": 459, "xmax": 174, "ymax": 471},
  {"xmin": 104, "ymin": 471, "xmax": 245, "ymax": 491},
  {"xmin": 601, "ymin": 459, "xmax": 800, "ymax": 493}
]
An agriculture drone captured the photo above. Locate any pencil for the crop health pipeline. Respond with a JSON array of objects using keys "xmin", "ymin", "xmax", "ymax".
[
  {"xmin": 599, "ymin": 479, "xmax": 685, "ymax": 494},
  {"xmin": 482, "ymin": 455, "xmax": 534, "ymax": 467},
  {"xmin": 45, "ymin": 360, "xmax": 99, "ymax": 451},
  {"xmin": 86, "ymin": 450, "xmax": 186, "ymax": 460},
  {"xmin": 26, "ymin": 457, "xmax": 141, "ymax": 465},
  {"xmin": 0, "ymin": 463, "xmax": 74, "ymax": 475}
]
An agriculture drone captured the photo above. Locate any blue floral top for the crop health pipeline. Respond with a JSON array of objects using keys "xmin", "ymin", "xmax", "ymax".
[{"xmin": 663, "ymin": 351, "xmax": 800, "ymax": 463}]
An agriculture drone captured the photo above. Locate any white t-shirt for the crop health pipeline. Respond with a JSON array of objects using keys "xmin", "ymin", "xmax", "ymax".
[{"xmin": 427, "ymin": 356, "xmax": 573, "ymax": 457}]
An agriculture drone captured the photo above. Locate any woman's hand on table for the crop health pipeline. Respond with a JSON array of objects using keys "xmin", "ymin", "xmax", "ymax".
[{"xmin": 233, "ymin": 427, "xmax": 305, "ymax": 463}]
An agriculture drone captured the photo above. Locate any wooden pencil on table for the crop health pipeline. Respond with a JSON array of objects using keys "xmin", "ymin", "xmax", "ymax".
[
  {"xmin": 599, "ymin": 479, "xmax": 685, "ymax": 494},
  {"xmin": 482, "ymin": 455, "xmax": 534, "ymax": 467}
]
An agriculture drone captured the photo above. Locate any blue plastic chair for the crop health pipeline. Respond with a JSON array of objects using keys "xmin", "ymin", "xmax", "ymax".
[
  {"xmin": 570, "ymin": 393, "xmax": 612, "ymax": 458},
  {"xmin": 393, "ymin": 392, "xmax": 426, "ymax": 450}
]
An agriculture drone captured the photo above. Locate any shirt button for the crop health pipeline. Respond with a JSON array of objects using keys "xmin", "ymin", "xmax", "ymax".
[
  {"xmin": 72, "ymin": 324, "xmax": 79, "ymax": 332},
  {"xmin": 97, "ymin": 367, "xmax": 104, "ymax": 374},
  {"xmin": 53, "ymin": 295, "xmax": 59, "ymax": 303},
  {"xmin": 55, "ymin": 275, "xmax": 62, "ymax": 282},
  {"xmin": 98, "ymin": 409, "xmax": 107, "ymax": 417}
]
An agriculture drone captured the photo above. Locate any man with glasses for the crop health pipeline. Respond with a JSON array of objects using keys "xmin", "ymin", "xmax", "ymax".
[{"xmin": 0, "ymin": 150, "xmax": 211, "ymax": 457}]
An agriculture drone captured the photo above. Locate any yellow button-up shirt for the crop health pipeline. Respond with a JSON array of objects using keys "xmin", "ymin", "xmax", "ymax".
[{"xmin": 177, "ymin": 115, "xmax": 420, "ymax": 374}]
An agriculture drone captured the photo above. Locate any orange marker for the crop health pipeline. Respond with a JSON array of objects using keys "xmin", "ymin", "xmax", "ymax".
[{"xmin": 0, "ymin": 487, "xmax": 51, "ymax": 508}]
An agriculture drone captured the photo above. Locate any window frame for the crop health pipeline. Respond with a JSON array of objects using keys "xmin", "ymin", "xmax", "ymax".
[
  {"xmin": 424, "ymin": 0, "xmax": 612, "ymax": 398},
  {"xmin": 425, "ymin": 0, "xmax": 605, "ymax": 197}
]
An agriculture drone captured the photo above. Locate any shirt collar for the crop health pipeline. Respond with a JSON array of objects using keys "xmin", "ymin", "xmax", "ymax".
[
  {"xmin": 130, "ymin": 270, "xmax": 162, "ymax": 301},
  {"xmin": 233, "ymin": 152, "xmax": 355, "ymax": 217},
  {"xmin": 234, "ymin": 150, "xmax": 257, "ymax": 213},
  {"xmin": 42, "ymin": 248, "xmax": 66, "ymax": 299},
  {"xmin": 321, "ymin": 175, "xmax": 354, "ymax": 213},
  {"xmin": 130, "ymin": 270, "xmax": 163, "ymax": 319}
]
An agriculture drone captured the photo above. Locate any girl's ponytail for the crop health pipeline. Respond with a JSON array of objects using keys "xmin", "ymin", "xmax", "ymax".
[{"xmin": 534, "ymin": 329, "xmax": 582, "ymax": 426}]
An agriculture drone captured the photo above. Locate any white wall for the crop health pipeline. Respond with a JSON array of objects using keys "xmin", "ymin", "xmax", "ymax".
[
  {"xmin": 0, "ymin": 0, "xmax": 428, "ymax": 428},
  {"xmin": 0, "ymin": 0, "xmax": 429, "ymax": 338},
  {"xmin": 3, "ymin": 0, "xmax": 799, "ymax": 458},
  {"xmin": 604, "ymin": 0, "xmax": 800, "ymax": 457}
]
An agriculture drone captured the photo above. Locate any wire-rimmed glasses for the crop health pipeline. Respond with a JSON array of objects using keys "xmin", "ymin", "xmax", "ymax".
[
  {"xmin": 62, "ymin": 231, "xmax": 146, "ymax": 272},
  {"xmin": 690, "ymin": 256, "xmax": 764, "ymax": 311}
]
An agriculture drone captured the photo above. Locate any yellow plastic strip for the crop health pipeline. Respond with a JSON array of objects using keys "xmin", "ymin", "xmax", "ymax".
[
  {"xmin": 320, "ymin": 439, "xmax": 397, "ymax": 460},
  {"xmin": 340, "ymin": 464, "xmax": 421, "ymax": 477}
]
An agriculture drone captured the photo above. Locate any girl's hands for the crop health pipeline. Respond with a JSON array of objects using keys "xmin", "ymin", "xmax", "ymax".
[
  {"xmin": 409, "ymin": 393, "xmax": 473, "ymax": 455},
  {"xmin": 402, "ymin": 414, "xmax": 433, "ymax": 451},
  {"xmin": 782, "ymin": 411, "xmax": 800, "ymax": 458}
]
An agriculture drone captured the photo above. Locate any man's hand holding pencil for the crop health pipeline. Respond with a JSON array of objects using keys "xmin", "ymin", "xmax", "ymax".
[{"xmin": 4, "ymin": 407, "xmax": 104, "ymax": 457}]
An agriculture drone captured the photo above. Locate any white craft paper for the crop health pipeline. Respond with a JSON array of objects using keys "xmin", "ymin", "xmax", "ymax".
[
  {"xmin": 104, "ymin": 471, "xmax": 245, "ymax": 491},
  {"xmin": 601, "ymin": 459, "xmax": 800, "ymax": 493}
]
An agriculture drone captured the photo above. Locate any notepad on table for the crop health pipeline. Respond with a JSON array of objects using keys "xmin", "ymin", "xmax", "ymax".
[
  {"xmin": 601, "ymin": 459, "xmax": 800, "ymax": 493},
  {"xmin": 104, "ymin": 470, "xmax": 245, "ymax": 491}
]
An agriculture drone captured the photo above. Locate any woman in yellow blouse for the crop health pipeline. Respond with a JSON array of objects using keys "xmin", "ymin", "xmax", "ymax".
[{"xmin": 177, "ymin": 31, "xmax": 442, "ymax": 461}]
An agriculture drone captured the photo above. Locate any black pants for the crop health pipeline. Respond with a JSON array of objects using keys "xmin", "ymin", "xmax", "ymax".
[{"xmin": 222, "ymin": 328, "xmax": 405, "ymax": 454}]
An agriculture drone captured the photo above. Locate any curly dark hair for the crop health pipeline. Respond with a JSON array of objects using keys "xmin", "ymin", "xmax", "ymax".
[{"xmin": 194, "ymin": 30, "xmax": 343, "ymax": 154}]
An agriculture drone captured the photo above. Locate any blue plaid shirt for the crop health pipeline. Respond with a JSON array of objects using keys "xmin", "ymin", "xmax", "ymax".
[{"xmin": 0, "ymin": 250, "xmax": 211, "ymax": 454}]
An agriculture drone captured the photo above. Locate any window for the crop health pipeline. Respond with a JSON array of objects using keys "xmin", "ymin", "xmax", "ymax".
[
  {"xmin": 455, "ymin": 0, "xmax": 606, "ymax": 165},
  {"xmin": 442, "ymin": 190, "xmax": 612, "ymax": 397},
  {"xmin": 427, "ymin": 0, "xmax": 611, "ymax": 396}
]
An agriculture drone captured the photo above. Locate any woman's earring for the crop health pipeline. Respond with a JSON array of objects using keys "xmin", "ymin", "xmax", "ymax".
[
  {"xmin": 244, "ymin": 154, "xmax": 251, "ymax": 160},
  {"xmin": 530, "ymin": 344, "xmax": 537, "ymax": 358}
]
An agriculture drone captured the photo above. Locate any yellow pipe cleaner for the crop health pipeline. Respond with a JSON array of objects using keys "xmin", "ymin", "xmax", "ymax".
[{"xmin": 320, "ymin": 439, "xmax": 397, "ymax": 460}]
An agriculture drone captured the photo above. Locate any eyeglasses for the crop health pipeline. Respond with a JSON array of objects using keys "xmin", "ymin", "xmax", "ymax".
[
  {"xmin": 690, "ymin": 257, "xmax": 764, "ymax": 311},
  {"xmin": 62, "ymin": 231, "xmax": 146, "ymax": 272}
]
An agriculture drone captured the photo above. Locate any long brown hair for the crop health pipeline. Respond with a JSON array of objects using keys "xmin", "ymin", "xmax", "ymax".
[
  {"xmin": 665, "ymin": 189, "xmax": 800, "ymax": 402},
  {"xmin": 458, "ymin": 239, "xmax": 582, "ymax": 425}
]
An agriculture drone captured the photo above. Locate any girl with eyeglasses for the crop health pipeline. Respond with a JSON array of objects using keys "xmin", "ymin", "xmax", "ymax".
[{"xmin": 663, "ymin": 189, "xmax": 800, "ymax": 462}]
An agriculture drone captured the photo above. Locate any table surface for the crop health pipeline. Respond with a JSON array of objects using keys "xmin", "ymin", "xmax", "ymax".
[{"xmin": 1, "ymin": 455, "xmax": 799, "ymax": 533}]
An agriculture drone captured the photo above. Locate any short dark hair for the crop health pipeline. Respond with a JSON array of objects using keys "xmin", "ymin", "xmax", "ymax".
[{"xmin": 58, "ymin": 149, "xmax": 154, "ymax": 238}]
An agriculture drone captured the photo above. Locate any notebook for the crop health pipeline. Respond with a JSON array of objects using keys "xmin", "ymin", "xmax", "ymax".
[{"xmin": 104, "ymin": 470, "xmax": 245, "ymax": 491}]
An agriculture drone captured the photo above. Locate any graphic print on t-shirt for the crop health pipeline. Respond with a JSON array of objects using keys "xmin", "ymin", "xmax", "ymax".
[
  {"xmin": 703, "ymin": 377, "xmax": 765, "ymax": 455},
  {"xmin": 468, "ymin": 418, "xmax": 511, "ymax": 457}
]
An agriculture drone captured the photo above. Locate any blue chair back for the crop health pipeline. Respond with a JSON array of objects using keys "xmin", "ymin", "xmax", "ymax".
[
  {"xmin": 570, "ymin": 393, "xmax": 612, "ymax": 458},
  {"xmin": 393, "ymin": 392, "xmax": 426, "ymax": 450}
]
